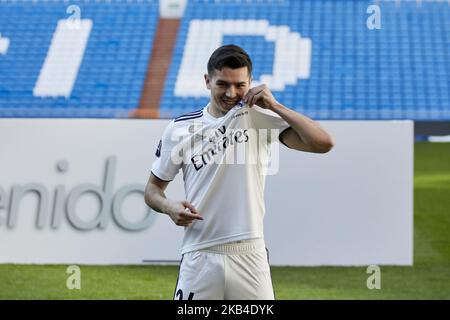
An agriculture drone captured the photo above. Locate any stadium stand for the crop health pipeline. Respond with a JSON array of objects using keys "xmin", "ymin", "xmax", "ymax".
[
  {"xmin": 0, "ymin": 0, "xmax": 449, "ymax": 122},
  {"xmin": 0, "ymin": 0, "xmax": 158, "ymax": 118},
  {"xmin": 160, "ymin": 0, "xmax": 450, "ymax": 120}
]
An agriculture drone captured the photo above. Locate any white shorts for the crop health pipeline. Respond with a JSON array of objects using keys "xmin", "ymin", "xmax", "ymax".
[{"xmin": 174, "ymin": 238, "xmax": 275, "ymax": 300}]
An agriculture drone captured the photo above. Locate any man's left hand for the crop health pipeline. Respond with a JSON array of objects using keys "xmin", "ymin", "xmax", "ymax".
[{"xmin": 243, "ymin": 84, "xmax": 279, "ymax": 110}]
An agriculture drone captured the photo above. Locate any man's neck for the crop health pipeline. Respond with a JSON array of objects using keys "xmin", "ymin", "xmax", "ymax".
[{"xmin": 207, "ymin": 103, "xmax": 228, "ymax": 118}]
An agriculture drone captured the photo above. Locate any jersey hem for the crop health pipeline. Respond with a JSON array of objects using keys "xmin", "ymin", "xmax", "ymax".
[{"xmin": 180, "ymin": 233, "xmax": 263, "ymax": 254}]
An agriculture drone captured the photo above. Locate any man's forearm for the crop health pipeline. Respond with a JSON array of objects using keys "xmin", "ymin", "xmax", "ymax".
[
  {"xmin": 270, "ymin": 103, "xmax": 334, "ymax": 149},
  {"xmin": 145, "ymin": 186, "xmax": 202, "ymax": 226},
  {"xmin": 144, "ymin": 186, "xmax": 171, "ymax": 214}
]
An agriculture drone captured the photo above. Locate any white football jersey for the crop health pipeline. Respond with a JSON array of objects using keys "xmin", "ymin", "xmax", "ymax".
[{"xmin": 151, "ymin": 103, "xmax": 290, "ymax": 254}]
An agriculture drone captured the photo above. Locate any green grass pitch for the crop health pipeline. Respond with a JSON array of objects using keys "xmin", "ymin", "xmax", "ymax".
[{"xmin": 1, "ymin": 142, "xmax": 449, "ymax": 299}]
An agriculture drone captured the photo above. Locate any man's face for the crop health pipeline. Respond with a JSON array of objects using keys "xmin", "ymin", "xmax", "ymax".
[{"xmin": 204, "ymin": 67, "xmax": 251, "ymax": 114}]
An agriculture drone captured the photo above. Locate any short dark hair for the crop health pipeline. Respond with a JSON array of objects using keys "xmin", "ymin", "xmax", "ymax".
[{"xmin": 207, "ymin": 44, "xmax": 252, "ymax": 78}]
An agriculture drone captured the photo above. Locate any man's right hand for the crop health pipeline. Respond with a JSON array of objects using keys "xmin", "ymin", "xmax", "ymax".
[{"xmin": 165, "ymin": 200, "xmax": 203, "ymax": 227}]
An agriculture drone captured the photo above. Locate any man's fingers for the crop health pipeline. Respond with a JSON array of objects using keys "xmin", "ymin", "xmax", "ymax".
[
  {"xmin": 182, "ymin": 201, "xmax": 199, "ymax": 214},
  {"xmin": 249, "ymin": 91, "xmax": 264, "ymax": 107},
  {"xmin": 247, "ymin": 89, "xmax": 264, "ymax": 106},
  {"xmin": 180, "ymin": 212, "xmax": 204, "ymax": 220},
  {"xmin": 244, "ymin": 85, "xmax": 265, "ymax": 102},
  {"xmin": 176, "ymin": 216, "xmax": 197, "ymax": 227}
]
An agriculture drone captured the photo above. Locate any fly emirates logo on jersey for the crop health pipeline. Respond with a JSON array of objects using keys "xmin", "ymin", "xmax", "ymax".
[
  {"xmin": 169, "ymin": 116, "xmax": 281, "ymax": 175},
  {"xmin": 190, "ymin": 125, "xmax": 250, "ymax": 171}
]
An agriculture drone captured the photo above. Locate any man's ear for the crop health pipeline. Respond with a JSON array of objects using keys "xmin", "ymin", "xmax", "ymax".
[{"xmin": 204, "ymin": 74, "xmax": 211, "ymax": 90}]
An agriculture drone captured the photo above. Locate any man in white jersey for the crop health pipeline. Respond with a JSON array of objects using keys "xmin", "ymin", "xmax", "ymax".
[{"xmin": 145, "ymin": 45, "xmax": 334, "ymax": 300}]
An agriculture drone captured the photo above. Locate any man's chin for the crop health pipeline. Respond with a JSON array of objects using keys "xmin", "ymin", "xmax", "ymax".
[{"xmin": 220, "ymin": 101, "xmax": 237, "ymax": 111}]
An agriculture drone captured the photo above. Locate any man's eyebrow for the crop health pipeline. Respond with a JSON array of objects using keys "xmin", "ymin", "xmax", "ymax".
[{"xmin": 215, "ymin": 80, "xmax": 247, "ymax": 85}]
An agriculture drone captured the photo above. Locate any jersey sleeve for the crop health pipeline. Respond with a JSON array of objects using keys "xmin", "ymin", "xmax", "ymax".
[
  {"xmin": 151, "ymin": 120, "xmax": 182, "ymax": 181},
  {"xmin": 249, "ymin": 105, "xmax": 291, "ymax": 144}
]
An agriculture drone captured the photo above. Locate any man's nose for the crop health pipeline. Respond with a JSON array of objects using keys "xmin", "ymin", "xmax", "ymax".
[{"xmin": 225, "ymin": 86, "xmax": 236, "ymax": 98}]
